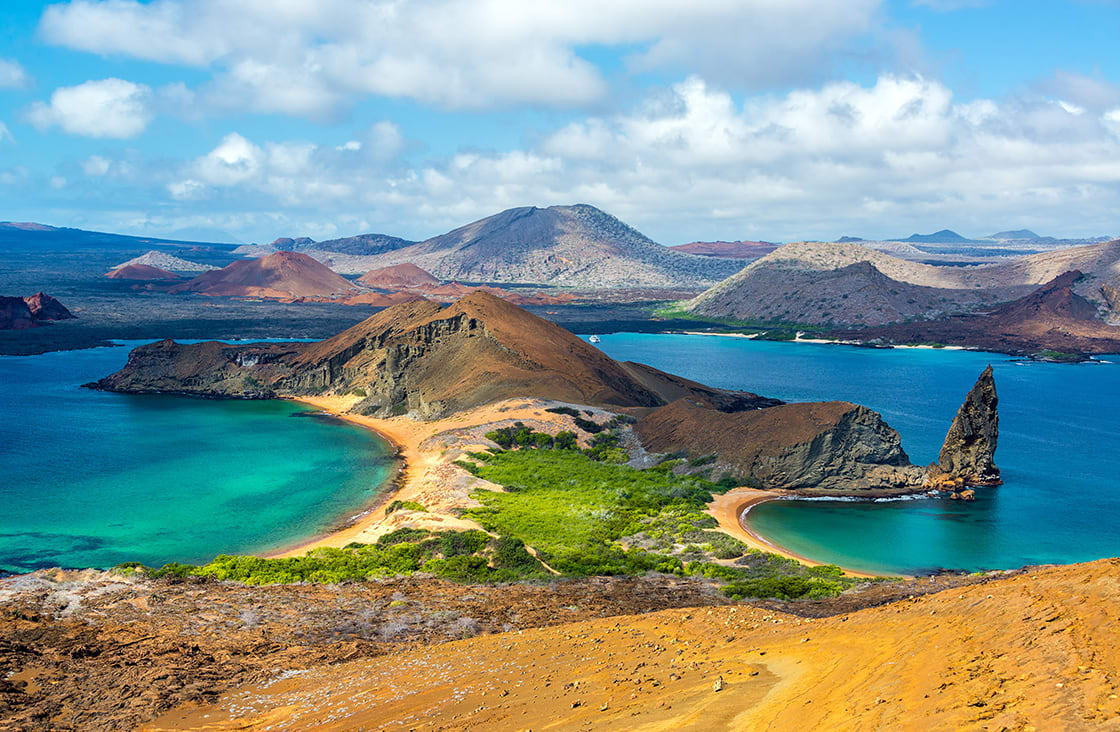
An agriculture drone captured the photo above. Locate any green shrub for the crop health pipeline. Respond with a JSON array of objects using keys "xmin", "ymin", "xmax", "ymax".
[{"xmin": 385, "ymin": 499, "xmax": 427, "ymax": 515}]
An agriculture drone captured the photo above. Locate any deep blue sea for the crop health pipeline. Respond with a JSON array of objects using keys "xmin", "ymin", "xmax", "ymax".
[
  {"xmin": 0, "ymin": 342, "xmax": 394, "ymax": 573},
  {"xmin": 597, "ymin": 333, "xmax": 1120, "ymax": 575}
]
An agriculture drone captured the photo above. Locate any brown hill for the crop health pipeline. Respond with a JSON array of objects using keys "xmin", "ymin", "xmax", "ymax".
[
  {"xmin": 669, "ymin": 240, "xmax": 778, "ymax": 258},
  {"xmin": 147, "ymin": 558, "xmax": 1120, "ymax": 731},
  {"xmin": 339, "ymin": 204, "xmax": 745, "ymax": 288},
  {"xmin": 356, "ymin": 262, "xmax": 439, "ymax": 289},
  {"xmin": 635, "ymin": 398, "xmax": 921, "ymax": 491},
  {"xmin": 834, "ymin": 270, "xmax": 1120, "ymax": 355},
  {"xmin": 93, "ymin": 291, "xmax": 776, "ymax": 418},
  {"xmin": 1, "ymin": 293, "xmax": 74, "ymax": 329},
  {"xmin": 105, "ymin": 263, "xmax": 182, "ymax": 280},
  {"xmin": 170, "ymin": 251, "xmax": 359, "ymax": 299}
]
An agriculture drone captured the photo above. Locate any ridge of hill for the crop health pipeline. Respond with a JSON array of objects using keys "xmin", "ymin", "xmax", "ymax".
[
  {"xmin": 901, "ymin": 229, "xmax": 979, "ymax": 244},
  {"xmin": 990, "ymin": 229, "xmax": 1042, "ymax": 240},
  {"xmin": 685, "ymin": 239, "xmax": 1120, "ymax": 326},
  {"xmin": 834, "ymin": 270, "xmax": 1120, "ymax": 355},
  {"xmin": 169, "ymin": 251, "xmax": 359, "ymax": 299},
  {"xmin": 330, "ymin": 204, "xmax": 745, "ymax": 287}
]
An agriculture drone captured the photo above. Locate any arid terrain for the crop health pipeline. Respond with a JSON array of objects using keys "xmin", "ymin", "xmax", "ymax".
[{"xmin": 117, "ymin": 558, "xmax": 1118, "ymax": 731}]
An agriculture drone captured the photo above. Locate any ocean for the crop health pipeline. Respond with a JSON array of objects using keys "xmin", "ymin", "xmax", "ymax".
[
  {"xmin": 596, "ymin": 333, "xmax": 1120, "ymax": 575},
  {"xmin": 0, "ymin": 342, "xmax": 395, "ymax": 573}
]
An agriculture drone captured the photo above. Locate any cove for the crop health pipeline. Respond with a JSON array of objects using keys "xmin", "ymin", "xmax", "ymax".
[
  {"xmin": 596, "ymin": 333, "xmax": 1120, "ymax": 575},
  {"xmin": 0, "ymin": 342, "xmax": 395, "ymax": 574}
]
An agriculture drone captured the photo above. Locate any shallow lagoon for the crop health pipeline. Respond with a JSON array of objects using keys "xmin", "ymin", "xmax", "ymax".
[
  {"xmin": 597, "ymin": 333, "xmax": 1120, "ymax": 574},
  {"xmin": 0, "ymin": 342, "xmax": 394, "ymax": 573}
]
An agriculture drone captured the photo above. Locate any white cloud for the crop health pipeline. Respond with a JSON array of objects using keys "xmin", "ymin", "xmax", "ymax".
[
  {"xmin": 160, "ymin": 73, "xmax": 1120, "ymax": 241},
  {"xmin": 0, "ymin": 122, "xmax": 12, "ymax": 144},
  {"xmin": 40, "ymin": 0, "xmax": 887, "ymax": 116},
  {"xmin": 81, "ymin": 155, "xmax": 112, "ymax": 176},
  {"xmin": 0, "ymin": 58, "xmax": 30, "ymax": 89},
  {"xmin": 26, "ymin": 78, "xmax": 153, "ymax": 138}
]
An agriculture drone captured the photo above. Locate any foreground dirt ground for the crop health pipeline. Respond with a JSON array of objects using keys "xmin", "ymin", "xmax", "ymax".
[
  {"xmin": 0, "ymin": 569, "xmax": 997, "ymax": 731},
  {"xmin": 145, "ymin": 559, "xmax": 1120, "ymax": 731}
]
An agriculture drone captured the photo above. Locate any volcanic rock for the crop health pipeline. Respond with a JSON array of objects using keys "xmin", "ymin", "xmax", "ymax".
[
  {"xmin": 0, "ymin": 297, "xmax": 36, "ymax": 330},
  {"xmin": 170, "ymin": 251, "xmax": 359, "ymax": 299},
  {"xmin": 635, "ymin": 398, "xmax": 924, "ymax": 492},
  {"xmin": 0, "ymin": 293, "xmax": 74, "ymax": 329},
  {"xmin": 22, "ymin": 293, "xmax": 74, "ymax": 321},
  {"xmin": 934, "ymin": 365, "xmax": 1000, "ymax": 487}
]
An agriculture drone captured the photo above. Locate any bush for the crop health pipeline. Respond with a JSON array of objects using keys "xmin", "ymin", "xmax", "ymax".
[{"xmin": 385, "ymin": 500, "xmax": 427, "ymax": 515}]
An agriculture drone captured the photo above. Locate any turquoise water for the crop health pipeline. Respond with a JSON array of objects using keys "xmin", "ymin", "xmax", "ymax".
[
  {"xmin": 0, "ymin": 342, "xmax": 395, "ymax": 573},
  {"xmin": 597, "ymin": 334, "xmax": 1120, "ymax": 574}
]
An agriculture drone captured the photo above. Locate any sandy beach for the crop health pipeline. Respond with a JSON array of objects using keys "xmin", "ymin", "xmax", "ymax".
[
  {"xmin": 272, "ymin": 396, "xmax": 891, "ymax": 578},
  {"xmin": 706, "ymin": 487, "xmax": 884, "ymax": 579}
]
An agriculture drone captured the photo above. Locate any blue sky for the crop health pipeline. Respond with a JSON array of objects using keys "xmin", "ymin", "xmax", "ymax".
[{"xmin": 0, "ymin": 0, "xmax": 1118, "ymax": 244}]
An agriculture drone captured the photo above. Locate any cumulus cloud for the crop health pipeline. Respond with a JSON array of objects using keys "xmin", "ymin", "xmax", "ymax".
[
  {"xmin": 150, "ymin": 73, "xmax": 1120, "ymax": 242},
  {"xmin": 0, "ymin": 58, "xmax": 30, "ymax": 89},
  {"xmin": 26, "ymin": 78, "xmax": 153, "ymax": 138},
  {"xmin": 40, "ymin": 0, "xmax": 887, "ymax": 116},
  {"xmin": 0, "ymin": 122, "xmax": 12, "ymax": 143}
]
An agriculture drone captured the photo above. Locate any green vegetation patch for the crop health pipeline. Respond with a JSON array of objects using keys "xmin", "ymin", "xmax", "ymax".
[
  {"xmin": 460, "ymin": 448, "xmax": 864, "ymax": 599},
  {"xmin": 128, "ymin": 528, "xmax": 547, "ymax": 585},
  {"xmin": 385, "ymin": 499, "xmax": 427, "ymax": 515}
]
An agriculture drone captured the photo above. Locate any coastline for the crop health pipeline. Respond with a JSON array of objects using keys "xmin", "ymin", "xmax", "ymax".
[
  {"xmin": 707, "ymin": 487, "xmax": 893, "ymax": 579},
  {"xmin": 270, "ymin": 398, "xmax": 900, "ymax": 579},
  {"xmin": 680, "ymin": 329, "xmax": 968, "ymax": 352}
]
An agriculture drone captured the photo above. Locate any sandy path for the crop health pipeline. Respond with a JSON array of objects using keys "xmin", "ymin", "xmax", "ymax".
[
  {"xmin": 268, "ymin": 396, "xmax": 613, "ymax": 556},
  {"xmin": 145, "ymin": 558, "xmax": 1120, "ymax": 731}
]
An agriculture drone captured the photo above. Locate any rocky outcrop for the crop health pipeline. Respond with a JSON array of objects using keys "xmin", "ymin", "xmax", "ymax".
[
  {"xmin": 636, "ymin": 398, "xmax": 924, "ymax": 492},
  {"xmin": 931, "ymin": 365, "xmax": 1001, "ymax": 487},
  {"xmin": 0, "ymin": 293, "xmax": 74, "ymax": 330}
]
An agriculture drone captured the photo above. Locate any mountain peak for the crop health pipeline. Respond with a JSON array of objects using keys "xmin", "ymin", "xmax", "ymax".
[{"xmin": 333, "ymin": 204, "xmax": 744, "ymax": 287}]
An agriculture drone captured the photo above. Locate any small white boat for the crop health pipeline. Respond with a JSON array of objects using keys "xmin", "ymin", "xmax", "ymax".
[{"xmin": 589, "ymin": 335, "xmax": 601, "ymax": 343}]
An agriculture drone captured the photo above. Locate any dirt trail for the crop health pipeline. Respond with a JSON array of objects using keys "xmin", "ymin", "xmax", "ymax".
[{"xmin": 146, "ymin": 559, "xmax": 1120, "ymax": 731}]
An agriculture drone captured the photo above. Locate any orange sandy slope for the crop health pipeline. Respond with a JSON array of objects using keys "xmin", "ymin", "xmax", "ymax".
[{"xmin": 147, "ymin": 558, "xmax": 1120, "ymax": 731}]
